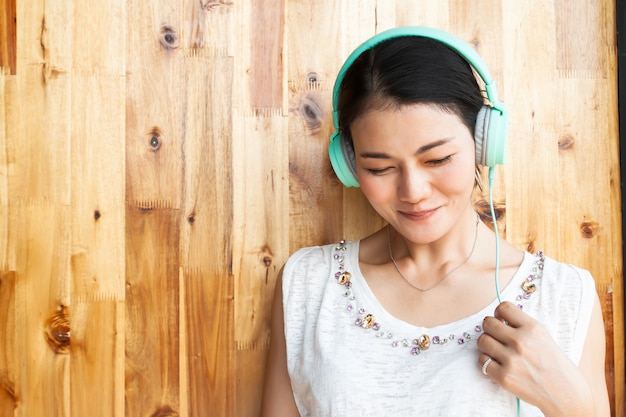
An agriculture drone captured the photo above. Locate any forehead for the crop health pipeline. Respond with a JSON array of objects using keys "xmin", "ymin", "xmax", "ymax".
[
  {"xmin": 349, "ymin": 103, "xmax": 472, "ymax": 148},
  {"xmin": 352, "ymin": 103, "xmax": 462, "ymax": 130},
  {"xmin": 352, "ymin": 100, "xmax": 461, "ymax": 127}
]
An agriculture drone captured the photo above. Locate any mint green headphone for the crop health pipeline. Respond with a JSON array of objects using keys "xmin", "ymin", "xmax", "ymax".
[{"xmin": 328, "ymin": 26, "xmax": 509, "ymax": 188}]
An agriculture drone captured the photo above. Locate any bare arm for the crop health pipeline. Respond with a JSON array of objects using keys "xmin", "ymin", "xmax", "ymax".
[
  {"xmin": 260, "ymin": 270, "xmax": 301, "ymax": 417},
  {"xmin": 577, "ymin": 294, "xmax": 610, "ymax": 417},
  {"xmin": 477, "ymin": 298, "xmax": 610, "ymax": 417}
]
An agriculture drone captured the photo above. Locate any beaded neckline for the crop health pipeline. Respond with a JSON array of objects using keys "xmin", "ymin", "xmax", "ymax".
[{"xmin": 332, "ymin": 240, "xmax": 545, "ymax": 356}]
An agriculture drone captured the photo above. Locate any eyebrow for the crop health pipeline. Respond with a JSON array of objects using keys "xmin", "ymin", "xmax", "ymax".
[{"xmin": 359, "ymin": 138, "xmax": 452, "ymax": 159}]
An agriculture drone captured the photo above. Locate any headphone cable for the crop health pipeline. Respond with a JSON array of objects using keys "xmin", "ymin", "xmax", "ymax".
[{"xmin": 488, "ymin": 167, "xmax": 521, "ymax": 417}]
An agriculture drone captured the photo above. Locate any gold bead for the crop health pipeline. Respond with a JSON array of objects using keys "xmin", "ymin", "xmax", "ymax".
[
  {"xmin": 417, "ymin": 334, "xmax": 431, "ymax": 350},
  {"xmin": 338, "ymin": 272, "xmax": 352, "ymax": 285},
  {"xmin": 361, "ymin": 314, "xmax": 375, "ymax": 329},
  {"xmin": 521, "ymin": 279, "xmax": 537, "ymax": 293}
]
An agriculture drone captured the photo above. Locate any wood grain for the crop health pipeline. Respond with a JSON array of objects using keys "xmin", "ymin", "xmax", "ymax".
[
  {"xmin": 0, "ymin": 271, "xmax": 16, "ymax": 416},
  {"xmin": 126, "ymin": 207, "xmax": 181, "ymax": 416},
  {"xmin": 0, "ymin": 0, "xmax": 16, "ymax": 74},
  {"xmin": 179, "ymin": 50, "xmax": 235, "ymax": 416}
]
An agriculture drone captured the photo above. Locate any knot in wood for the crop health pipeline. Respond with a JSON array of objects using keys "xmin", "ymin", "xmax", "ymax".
[
  {"xmin": 149, "ymin": 127, "xmax": 162, "ymax": 151},
  {"xmin": 261, "ymin": 245, "xmax": 274, "ymax": 267},
  {"xmin": 44, "ymin": 305, "xmax": 70, "ymax": 354},
  {"xmin": 159, "ymin": 26, "xmax": 179, "ymax": 49},
  {"xmin": 299, "ymin": 94, "xmax": 323, "ymax": 133},
  {"xmin": 558, "ymin": 134, "xmax": 575, "ymax": 150},
  {"xmin": 306, "ymin": 72, "xmax": 320, "ymax": 88},
  {"xmin": 201, "ymin": 1, "xmax": 233, "ymax": 10},
  {"xmin": 580, "ymin": 221, "xmax": 598, "ymax": 239}
]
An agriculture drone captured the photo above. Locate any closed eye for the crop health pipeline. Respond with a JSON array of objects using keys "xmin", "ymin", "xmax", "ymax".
[
  {"xmin": 427, "ymin": 155, "xmax": 453, "ymax": 166},
  {"xmin": 366, "ymin": 167, "xmax": 392, "ymax": 175}
]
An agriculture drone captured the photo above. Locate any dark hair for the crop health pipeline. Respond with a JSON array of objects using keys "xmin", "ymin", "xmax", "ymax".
[{"xmin": 337, "ymin": 36, "xmax": 485, "ymax": 141}]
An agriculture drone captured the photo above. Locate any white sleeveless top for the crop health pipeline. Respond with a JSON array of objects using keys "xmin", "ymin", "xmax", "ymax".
[{"xmin": 282, "ymin": 240, "xmax": 596, "ymax": 417}]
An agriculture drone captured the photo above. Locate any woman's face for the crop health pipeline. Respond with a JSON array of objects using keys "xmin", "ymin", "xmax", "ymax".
[{"xmin": 350, "ymin": 103, "xmax": 477, "ymax": 244}]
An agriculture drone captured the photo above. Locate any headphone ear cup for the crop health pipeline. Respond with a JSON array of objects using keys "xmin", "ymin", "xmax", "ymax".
[
  {"xmin": 486, "ymin": 106, "xmax": 508, "ymax": 166},
  {"xmin": 474, "ymin": 106, "xmax": 490, "ymax": 167},
  {"xmin": 328, "ymin": 131, "xmax": 360, "ymax": 187},
  {"xmin": 474, "ymin": 105, "xmax": 507, "ymax": 168}
]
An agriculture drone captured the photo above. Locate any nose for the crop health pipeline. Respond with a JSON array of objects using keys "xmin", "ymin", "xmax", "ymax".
[{"xmin": 397, "ymin": 166, "xmax": 431, "ymax": 203}]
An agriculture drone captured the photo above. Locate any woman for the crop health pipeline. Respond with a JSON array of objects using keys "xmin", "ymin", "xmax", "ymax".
[{"xmin": 261, "ymin": 27, "xmax": 610, "ymax": 416}]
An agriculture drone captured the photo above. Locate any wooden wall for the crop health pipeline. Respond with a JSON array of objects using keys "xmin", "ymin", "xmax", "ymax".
[{"xmin": 0, "ymin": 0, "xmax": 623, "ymax": 416}]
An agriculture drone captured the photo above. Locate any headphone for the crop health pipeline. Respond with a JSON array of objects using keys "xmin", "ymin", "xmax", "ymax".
[{"xmin": 328, "ymin": 26, "xmax": 509, "ymax": 188}]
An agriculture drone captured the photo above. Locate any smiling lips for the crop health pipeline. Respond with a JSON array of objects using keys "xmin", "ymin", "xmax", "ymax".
[{"xmin": 398, "ymin": 207, "xmax": 439, "ymax": 221}]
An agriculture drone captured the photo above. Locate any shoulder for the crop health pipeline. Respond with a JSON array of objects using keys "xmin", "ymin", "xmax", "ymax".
[
  {"xmin": 540, "ymin": 254, "xmax": 597, "ymax": 321},
  {"xmin": 540, "ymin": 254, "xmax": 596, "ymax": 298},
  {"xmin": 283, "ymin": 243, "xmax": 336, "ymax": 280},
  {"xmin": 281, "ymin": 241, "xmax": 354, "ymax": 349},
  {"xmin": 282, "ymin": 241, "xmax": 352, "ymax": 301},
  {"xmin": 529, "ymin": 253, "xmax": 597, "ymax": 362}
]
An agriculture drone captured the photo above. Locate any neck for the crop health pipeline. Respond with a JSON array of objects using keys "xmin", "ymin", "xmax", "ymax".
[{"xmin": 388, "ymin": 210, "xmax": 481, "ymax": 285}]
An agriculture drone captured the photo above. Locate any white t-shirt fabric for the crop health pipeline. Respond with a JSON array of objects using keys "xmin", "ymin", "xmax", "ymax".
[{"xmin": 282, "ymin": 240, "xmax": 596, "ymax": 417}]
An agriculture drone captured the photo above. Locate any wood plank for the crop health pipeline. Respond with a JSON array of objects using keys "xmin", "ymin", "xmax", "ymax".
[
  {"xmin": 0, "ymin": 72, "xmax": 12, "ymax": 268},
  {"xmin": 230, "ymin": 3, "xmax": 288, "ymax": 415},
  {"xmin": 10, "ymin": 69, "xmax": 71, "ymax": 205},
  {"xmin": 606, "ymin": 32, "xmax": 626, "ymax": 417},
  {"xmin": 0, "ymin": 0, "xmax": 16, "ymax": 74},
  {"xmin": 69, "ymin": 78, "xmax": 126, "ymax": 296},
  {"xmin": 0, "ymin": 271, "xmax": 16, "ymax": 416},
  {"xmin": 249, "ymin": 0, "xmax": 285, "ymax": 109},
  {"xmin": 181, "ymin": 267, "xmax": 233, "ymax": 417},
  {"xmin": 15, "ymin": 203, "xmax": 71, "ymax": 417},
  {"xmin": 501, "ymin": 0, "xmax": 560, "ymax": 253},
  {"xmin": 125, "ymin": 1, "xmax": 183, "ymax": 208},
  {"xmin": 71, "ymin": 1, "xmax": 125, "ymax": 75},
  {"xmin": 69, "ymin": 300, "xmax": 124, "ymax": 417},
  {"xmin": 69, "ymin": 72, "xmax": 125, "ymax": 417},
  {"xmin": 8, "ymin": 3, "xmax": 74, "ymax": 415},
  {"xmin": 178, "ymin": 49, "xmax": 235, "ymax": 416},
  {"xmin": 124, "ymin": 4, "xmax": 186, "ymax": 414},
  {"xmin": 125, "ymin": 207, "xmax": 180, "ymax": 417},
  {"xmin": 231, "ymin": 108, "xmax": 289, "ymax": 417}
]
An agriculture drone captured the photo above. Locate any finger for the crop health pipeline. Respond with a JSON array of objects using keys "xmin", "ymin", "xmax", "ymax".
[
  {"xmin": 494, "ymin": 301, "xmax": 530, "ymax": 328},
  {"xmin": 478, "ymin": 317, "xmax": 517, "ymax": 363},
  {"xmin": 481, "ymin": 315, "xmax": 515, "ymax": 340},
  {"xmin": 478, "ymin": 354, "xmax": 499, "ymax": 377}
]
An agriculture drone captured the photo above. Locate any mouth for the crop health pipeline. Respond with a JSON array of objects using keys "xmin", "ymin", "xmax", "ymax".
[{"xmin": 398, "ymin": 208, "xmax": 438, "ymax": 220}]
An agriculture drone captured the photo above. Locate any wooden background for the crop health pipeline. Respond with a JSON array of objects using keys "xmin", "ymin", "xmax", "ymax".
[{"xmin": 0, "ymin": 0, "xmax": 624, "ymax": 416}]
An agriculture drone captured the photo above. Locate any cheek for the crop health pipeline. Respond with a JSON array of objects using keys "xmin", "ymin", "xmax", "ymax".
[
  {"xmin": 358, "ymin": 176, "xmax": 390, "ymax": 203},
  {"xmin": 441, "ymin": 165, "xmax": 476, "ymax": 193}
]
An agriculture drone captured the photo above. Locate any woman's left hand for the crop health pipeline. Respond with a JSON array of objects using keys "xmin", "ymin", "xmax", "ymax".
[{"xmin": 477, "ymin": 301, "xmax": 596, "ymax": 417}]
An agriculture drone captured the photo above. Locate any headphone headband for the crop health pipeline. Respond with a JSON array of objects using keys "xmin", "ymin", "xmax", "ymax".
[{"xmin": 329, "ymin": 26, "xmax": 508, "ymax": 187}]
